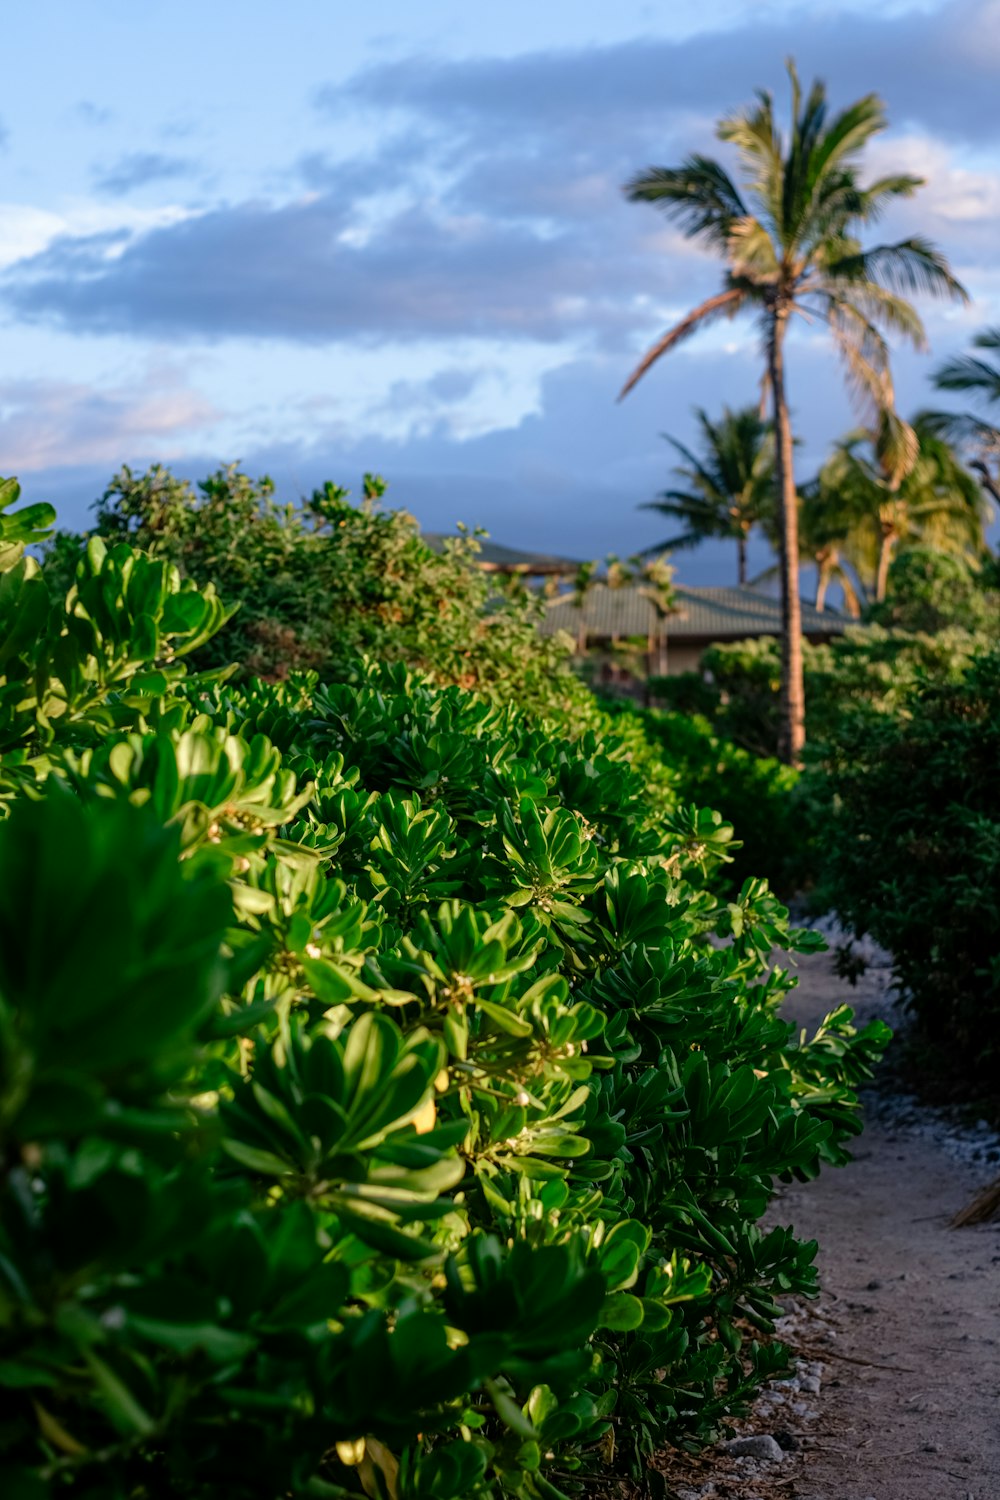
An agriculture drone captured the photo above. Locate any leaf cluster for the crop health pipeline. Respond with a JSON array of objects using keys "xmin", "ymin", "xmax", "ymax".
[{"xmin": 0, "ymin": 482, "xmax": 888, "ymax": 1499}]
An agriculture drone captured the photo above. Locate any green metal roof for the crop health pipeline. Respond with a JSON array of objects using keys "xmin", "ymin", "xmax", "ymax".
[{"xmin": 540, "ymin": 584, "xmax": 849, "ymax": 639}]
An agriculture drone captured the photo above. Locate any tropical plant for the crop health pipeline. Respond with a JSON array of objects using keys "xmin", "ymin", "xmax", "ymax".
[
  {"xmin": 816, "ymin": 416, "xmax": 989, "ymax": 601},
  {"xmin": 620, "ymin": 60, "xmax": 966, "ymax": 762},
  {"xmin": 602, "ymin": 697, "xmax": 814, "ymax": 896},
  {"xmin": 925, "ymin": 326, "xmax": 1000, "ymax": 507},
  {"xmin": 817, "ymin": 650, "xmax": 1000, "ymax": 1094},
  {"xmin": 756, "ymin": 477, "xmax": 865, "ymax": 617},
  {"xmin": 44, "ymin": 463, "xmax": 586, "ymax": 722},
  {"xmin": 868, "ymin": 547, "xmax": 1000, "ymax": 635},
  {"xmin": 0, "ymin": 476, "xmax": 889, "ymax": 1498},
  {"xmin": 643, "ymin": 406, "xmax": 774, "ymax": 585},
  {"xmin": 656, "ymin": 627, "xmax": 987, "ymax": 761}
]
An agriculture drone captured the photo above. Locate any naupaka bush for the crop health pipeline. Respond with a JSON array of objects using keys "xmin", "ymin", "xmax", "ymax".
[{"xmin": 0, "ymin": 478, "xmax": 887, "ymax": 1499}]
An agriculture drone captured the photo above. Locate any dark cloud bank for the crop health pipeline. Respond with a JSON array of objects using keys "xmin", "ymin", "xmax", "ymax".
[{"xmin": 4, "ymin": 0, "xmax": 997, "ymax": 349}]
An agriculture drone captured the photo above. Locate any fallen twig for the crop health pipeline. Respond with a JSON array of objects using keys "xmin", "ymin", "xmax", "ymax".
[{"xmin": 793, "ymin": 1343, "xmax": 917, "ymax": 1374}]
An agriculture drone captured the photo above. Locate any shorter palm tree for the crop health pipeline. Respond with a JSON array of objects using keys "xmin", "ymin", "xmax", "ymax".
[
  {"xmin": 794, "ymin": 485, "xmax": 866, "ymax": 616},
  {"xmin": 818, "ymin": 417, "xmax": 988, "ymax": 601},
  {"xmin": 757, "ymin": 481, "xmax": 866, "ymax": 616},
  {"xmin": 642, "ymin": 406, "xmax": 774, "ymax": 584}
]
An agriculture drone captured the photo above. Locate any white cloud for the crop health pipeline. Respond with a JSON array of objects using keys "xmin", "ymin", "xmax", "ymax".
[
  {"xmin": 0, "ymin": 201, "xmax": 193, "ymax": 271},
  {"xmin": 867, "ymin": 135, "xmax": 1000, "ymax": 227},
  {"xmin": 0, "ymin": 363, "xmax": 219, "ymax": 472}
]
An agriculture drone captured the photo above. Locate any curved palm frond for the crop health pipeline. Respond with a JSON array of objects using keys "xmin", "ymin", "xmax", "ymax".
[
  {"xmin": 718, "ymin": 89, "xmax": 785, "ymax": 234},
  {"xmin": 918, "ymin": 408, "xmax": 1000, "ymax": 448},
  {"xmin": 624, "ymin": 156, "xmax": 748, "ymax": 248},
  {"xmin": 818, "ymin": 294, "xmax": 896, "ymax": 420},
  {"xmin": 617, "ymin": 286, "xmax": 747, "ymax": 399},
  {"xmin": 855, "ymin": 173, "xmax": 924, "ymax": 221},
  {"xmin": 805, "ymin": 279, "xmax": 926, "ymax": 348},
  {"xmin": 933, "ymin": 351, "xmax": 1000, "ymax": 400},
  {"xmin": 824, "ymin": 237, "xmax": 969, "ymax": 302}
]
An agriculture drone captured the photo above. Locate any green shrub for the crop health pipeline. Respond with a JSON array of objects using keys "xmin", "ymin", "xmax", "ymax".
[
  {"xmin": 605, "ymin": 705, "xmax": 814, "ymax": 897},
  {"xmin": 0, "ymin": 477, "xmax": 888, "ymax": 1497},
  {"xmin": 867, "ymin": 548, "xmax": 1000, "ymax": 635},
  {"xmin": 43, "ymin": 464, "xmax": 586, "ymax": 723},
  {"xmin": 816, "ymin": 651, "xmax": 1000, "ymax": 1088},
  {"xmin": 655, "ymin": 628, "xmax": 986, "ymax": 760}
]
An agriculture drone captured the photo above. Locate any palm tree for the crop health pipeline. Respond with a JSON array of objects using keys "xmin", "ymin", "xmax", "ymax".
[
  {"xmin": 924, "ymin": 327, "xmax": 1000, "ymax": 509},
  {"xmin": 818, "ymin": 417, "xmax": 988, "ymax": 601},
  {"xmin": 642, "ymin": 406, "xmax": 773, "ymax": 585},
  {"xmin": 789, "ymin": 481, "xmax": 866, "ymax": 616},
  {"xmin": 619, "ymin": 61, "xmax": 966, "ymax": 762}
]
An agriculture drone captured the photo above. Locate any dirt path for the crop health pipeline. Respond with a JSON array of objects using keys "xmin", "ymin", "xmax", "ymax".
[
  {"xmin": 775, "ymin": 949, "xmax": 1000, "ymax": 1500},
  {"xmin": 652, "ymin": 947, "xmax": 1000, "ymax": 1500}
]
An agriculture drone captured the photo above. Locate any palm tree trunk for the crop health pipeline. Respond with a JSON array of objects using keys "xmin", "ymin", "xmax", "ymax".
[
  {"xmin": 738, "ymin": 532, "xmax": 748, "ymax": 587},
  {"xmin": 815, "ymin": 559, "xmax": 829, "ymax": 613},
  {"xmin": 876, "ymin": 533, "xmax": 895, "ymax": 602},
  {"xmin": 767, "ymin": 310, "xmax": 805, "ymax": 766}
]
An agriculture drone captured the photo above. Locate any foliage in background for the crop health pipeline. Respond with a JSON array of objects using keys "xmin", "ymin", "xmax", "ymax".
[
  {"xmin": 641, "ymin": 407, "xmax": 774, "ymax": 586},
  {"xmin": 866, "ymin": 548, "xmax": 1000, "ymax": 635},
  {"xmin": 0, "ymin": 477, "xmax": 888, "ymax": 1499},
  {"xmin": 600, "ymin": 700, "xmax": 813, "ymax": 898},
  {"xmin": 43, "ymin": 463, "xmax": 587, "ymax": 723},
  {"xmin": 926, "ymin": 324, "xmax": 1000, "ymax": 509},
  {"xmin": 815, "ymin": 651, "xmax": 1000, "ymax": 1091},
  {"xmin": 811, "ymin": 416, "xmax": 989, "ymax": 604},
  {"xmin": 654, "ymin": 621, "xmax": 991, "ymax": 762}
]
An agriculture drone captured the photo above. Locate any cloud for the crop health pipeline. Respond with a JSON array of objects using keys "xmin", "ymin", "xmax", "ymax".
[
  {"xmin": 1, "ymin": 188, "xmax": 688, "ymax": 348},
  {"xmin": 325, "ymin": 0, "xmax": 1000, "ymax": 147},
  {"xmin": 3, "ymin": 0, "xmax": 998, "ymax": 362},
  {"xmin": 0, "ymin": 365, "xmax": 219, "ymax": 473},
  {"xmin": 93, "ymin": 151, "xmax": 197, "ymax": 197}
]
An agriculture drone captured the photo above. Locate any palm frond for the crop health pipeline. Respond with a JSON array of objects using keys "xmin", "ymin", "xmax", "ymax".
[
  {"xmin": 815, "ymin": 294, "xmax": 895, "ymax": 420},
  {"xmin": 917, "ymin": 407, "xmax": 1000, "ymax": 449},
  {"xmin": 624, "ymin": 156, "xmax": 748, "ymax": 247},
  {"xmin": 872, "ymin": 409, "xmax": 919, "ymax": 489},
  {"xmin": 727, "ymin": 216, "xmax": 780, "ymax": 280},
  {"xmin": 933, "ymin": 352, "xmax": 1000, "ymax": 401},
  {"xmin": 783, "ymin": 68, "xmax": 832, "ymax": 245},
  {"xmin": 635, "ymin": 528, "xmax": 705, "ymax": 556},
  {"xmin": 829, "ymin": 282, "xmax": 925, "ymax": 346},
  {"xmin": 718, "ymin": 91, "xmax": 784, "ymax": 232},
  {"xmin": 804, "ymin": 92, "xmax": 887, "ymax": 186},
  {"xmin": 855, "ymin": 173, "xmax": 923, "ymax": 221},
  {"xmin": 618, "ymin": 287, "xmax": 747, "ymax": 399},
  {"xmin": 825, "ymin": 237, "xmax": 969, "ymax": 302}
]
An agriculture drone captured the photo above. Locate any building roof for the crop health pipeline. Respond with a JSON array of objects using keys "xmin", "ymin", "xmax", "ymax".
[
  {"xmin": 423, "ymin": 533, "xmax": 580, "ymax": 575},
  {"xmin": 540, "ymin": 583, "xmax": 849, "ymax": 639}
]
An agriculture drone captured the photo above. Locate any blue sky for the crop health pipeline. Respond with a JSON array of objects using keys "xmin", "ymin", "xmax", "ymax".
[{"xmin": 3, "ymin": 0, "xmax": 999, "ymax": 583}]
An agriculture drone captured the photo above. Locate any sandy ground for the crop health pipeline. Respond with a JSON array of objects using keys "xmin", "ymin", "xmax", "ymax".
[
  {"xmin": 649, "ymin": 947, "xmax": 1000, "ymax": 1500},
  {"xmin": 772, "ymin": 950, "xmax": 1000, "ymax": 1500}
]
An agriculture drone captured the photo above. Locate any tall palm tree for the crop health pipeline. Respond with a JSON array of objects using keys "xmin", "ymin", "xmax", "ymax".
[
  {"xmin": 642, "ymin": 405, "xmax": 773, "ymax": 584},
  {"xmin": 619, "ymin": 61, "xmax": 966, "ymax": 762},
  {"xmin": 925, "ymin": 327, "xmax": 1000, "ymax": 508},
  {"xmin": 818, "ymin": 417, "xmax": 988, "ymax": 601}
]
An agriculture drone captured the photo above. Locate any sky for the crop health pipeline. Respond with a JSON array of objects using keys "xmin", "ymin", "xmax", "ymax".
[{"xmin": 2, "ymin": 0, "xmax": 999, "ymax": 585}]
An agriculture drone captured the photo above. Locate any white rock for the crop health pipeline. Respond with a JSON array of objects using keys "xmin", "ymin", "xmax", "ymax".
[{"xmin": 720, "ymin": 1435, "xmax": 785, "ymax": 1462}]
